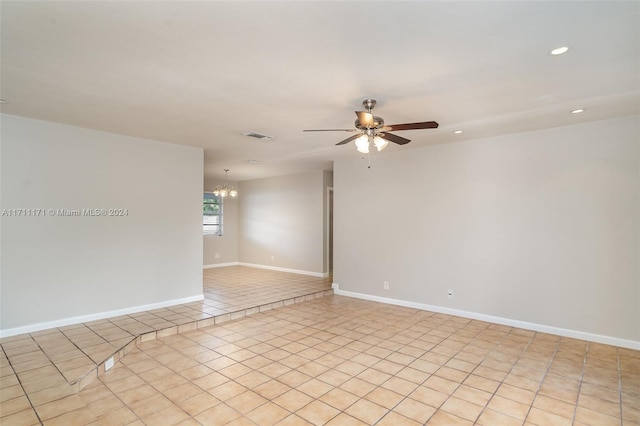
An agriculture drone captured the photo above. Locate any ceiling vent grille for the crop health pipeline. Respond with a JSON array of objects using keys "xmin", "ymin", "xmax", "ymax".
[{"xmin": 244, "ymin": 132, "xmax": 272, "ymax": 140}]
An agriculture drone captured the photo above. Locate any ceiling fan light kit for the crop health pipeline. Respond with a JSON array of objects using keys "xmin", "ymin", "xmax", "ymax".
[{"xmin": 303, "ymin": 99, "xmax": 438, "ymax": 154}]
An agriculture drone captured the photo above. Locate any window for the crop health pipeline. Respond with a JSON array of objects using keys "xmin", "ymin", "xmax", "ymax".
[{"xmin": 203, "ymin": 192, "xmax": 223, "ymax": 236}]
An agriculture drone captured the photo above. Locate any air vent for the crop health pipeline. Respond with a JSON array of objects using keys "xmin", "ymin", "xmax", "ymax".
[{"xmin": 244, "ymin": 132, "xmax": 273, "ymax": 140}]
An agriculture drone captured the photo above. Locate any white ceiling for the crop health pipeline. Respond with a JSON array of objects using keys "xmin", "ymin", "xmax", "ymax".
[{"xmin": 1, "ymin": 1, "xmax": 638, "ymax": 181}]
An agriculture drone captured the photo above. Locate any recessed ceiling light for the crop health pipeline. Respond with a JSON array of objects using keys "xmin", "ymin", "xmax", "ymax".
[
  {"xmin": 248, "ymin": 160, "xmax": 262, "ymax": 164},
  {"xmin": 571, "ymin": 109, "xmax": 585, "ymax": 114},
  {"xmin": 453, "ymin": 130, "xmax": 463, "ymax": 134},
  {"xmin": 550, "ymin": 46, "xmax": 570, "ymax": 56}
]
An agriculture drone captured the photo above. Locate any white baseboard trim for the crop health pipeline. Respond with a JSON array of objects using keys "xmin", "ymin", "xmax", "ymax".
[
  {"xmin": 0, "ymin": 294, "xmax": 205, "ymax": 339},
  {"xmin": 237, "ymin": 262, "xmax": 325, "ymax": 278},
  {"xmin": 203, "ymin": 262, "xmax": 239, "ymax": 269},
  {"xmin": 331, "ymin": 284, "xmax": 639, "ymax": 350}
]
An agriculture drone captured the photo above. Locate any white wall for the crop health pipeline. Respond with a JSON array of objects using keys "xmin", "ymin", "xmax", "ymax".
[
  {"xmin": 0, "ymin": 114, "xmax": 204, "ymax": 334},
  {"xmin": 238, "ymin": 171, "xmax": 327, "ymax": 275},
  {"xmin": 334, "ymin": 116, "xmax": 639, "ymax": 346},
  {"xmin": 203, "ymin": 178, "xmax": 239, "ymax": 267}
]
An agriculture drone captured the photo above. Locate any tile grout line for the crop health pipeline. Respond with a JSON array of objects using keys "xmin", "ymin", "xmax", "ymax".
[
  {"xmin": 471, "ymin": 328, "xmax": 538, "ymax": 424},
  {"xmin": 571, "ymin": 340, "xmax": 589, "ymax": 425},
  {"xmin": 418, "ymin": 323, "xmax": 528, "ymax": 424},
  {"xmin": 617, "ymin": 347, "xmax": 623, "ymax": 426},
  {"xmin": 0, "ymin": 338, "xmax": 44, "ymax": 425},
  {"xmin": 520, "ymin": 335, "xmax": 562, "ymax": 423}
]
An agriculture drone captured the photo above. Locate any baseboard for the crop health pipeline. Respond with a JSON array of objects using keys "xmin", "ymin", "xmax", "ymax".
[
  {"xmin": 203, "ymin": 262, "xmax": 239, "ymax": 269},
  {"xmin": 237, "ymin": 262, "xmax": 325, "ymax": 278},
  {"xmin": 0, "ymin": 294, "xmax": 205, "ymax": 338},
  {"xmin": 331, "ymin": 284, "xmax": 639, "ymax": 350},
  {"xmin": 204, "ymin": 262, "xmax": 329, "ymax": 278}
]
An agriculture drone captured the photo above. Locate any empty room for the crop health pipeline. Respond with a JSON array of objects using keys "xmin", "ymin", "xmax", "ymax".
[{"xmin": 1, "ymin": 1, "xmax": 638, "ymax": 425}]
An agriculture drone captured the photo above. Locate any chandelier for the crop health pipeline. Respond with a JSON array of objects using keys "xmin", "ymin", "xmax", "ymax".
[{"xmin": 213, "ymin": 169, "xmax": 238, "ymax": 198}]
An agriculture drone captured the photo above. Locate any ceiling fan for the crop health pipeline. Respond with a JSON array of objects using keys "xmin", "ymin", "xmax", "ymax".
[{"xmin": 303, "ymin": 99, "xmax": 438, "ymax": 154}]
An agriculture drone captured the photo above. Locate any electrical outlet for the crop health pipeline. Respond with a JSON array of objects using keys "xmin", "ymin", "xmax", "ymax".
[
  {"xmin": 383, "ymin": 281, "xmax": 389, "ymax": 290},
  {"xmin": 214, "ymin": 253, "xmax": 220, "ymax": 259},
  {"xmin": 105, "ymin": 356, "xmax": 114, "ymax": 371},
  {"xmin": 447, "ymin": 289, "xmax": 454, "ymax": 298},
  {"xmin": 271, "ymin": 255, "xmax": 275, "ymax": 261}
]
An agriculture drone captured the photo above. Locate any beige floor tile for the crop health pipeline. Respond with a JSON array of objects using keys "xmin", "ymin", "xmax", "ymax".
[
  {"xmin": 277, "ymin": 370, "xmax": 312, "ymax": 388},
  {"xmin": 364, "ymin": 386, "xmax": 404, "ymax": 409},
  {"xmin": 208, "ymin": 381, "xmax": 248, "ymax": 402},
  {"xmin": 440, "ymin": 396, "xmax": 484, "ymax": 422},
  {"xmin": 325, "ymin": 412, "xmax": 369, "ymax": 425},
  {"xmin": 252, "ymin": 380, "xmax": 291, "ymax": 400},
  {"xmin": 451, "ymin": 384, "xmax": 493, "ymax": 407},
  {"xmin": 226, "ymin": 390, "xmax": 268, "ymax": 414},
  {"xmin": 117, "ymin": 384, "xmax": 159, "ymax": 407},
  {"xmin": 195, "ymin": 402, "xmax": 241, "ymax": 425},
  {"xmin": 476, "ymin": 408, "xmax": 524, "ymax": 426},
  {"xmin": 0, "ymin": 395, "xmax": 33, "ymax": 417},
  {"xmin": 275, "ymin": 413, "xmax": 314, "ymax": 425},
  {"xmin": 0, "ymin": 384, "xmax": 24, "ymax": 404},
  {"xmin": 297, "ymin": 399, "xmax": 341, "ymax": 425},
  {"xmin": 424, "ymin": 374, "xmax": 460, "ymax": 394},
  {"xmin": 339, "ymin": 377, "xmax": 377, "ymax": 398},
  {"xmin": 377, "ymin": 410, "xmax": 422, "ymax": 425},
  {"xmin": 462, "ymin": 374, "xmax": 501, "ymax": 394},
  {"xmin": 426, "ymin": 409, "xmax": 473, "ymax": 425},
  {"xmin": 394, "ymin": 397, "xmax": 438, "ymax": 423},
  {"xmin": 245, "ymin": 401, "xmax": 290, "ymax": 426},
  {"xmin": 319, "ymin": 387, "xmax": 359, "ymax": 411},
  {"xmin": 296, "ymin": 378, "xmax": 333, "ymax": 399},
  {"xmin": 175, "ymin": 392, "xmax": 220, "ymax": 417},
  {"xmin": 42, "ymin": 407, "xmax": 97, "ymax": 426},
  {"xmin": 345, "ymin": 398, "xmax": 389, "ymax": 424},
  {"xmin": 574, "ymin": 405, "xmax": 622, "ymax": 425},
  {"xmin": 486, "ymin": 395, "xmax": 531, "ymax": 421},
  {"xmin": 140, "ymin": 404, "xmax": 191, "ymax": 426},
  {"xmin": 126, "ymin": 395, "xmax": 171, "ymax": 419},
  {"xmin": 1, "ymin": 266, "xmax": 634, "ymax": 426},
  {"xmin": 164, "ymin": 382, "xmax": 205, "ymax": 404},
  {"xmin": 0, "ymin": 407, "xmax": 41, "ymax": 426},
  {"xmin": 273, "ymin": 388, "xmax": 313, "ymax": 412},
  {"xmin": 35, "ymin": 394, "xmax": 86, "ymax": 421},
  {"xmin": 85, "ymin": 393, "xmax": 123, "ymax": 416}
]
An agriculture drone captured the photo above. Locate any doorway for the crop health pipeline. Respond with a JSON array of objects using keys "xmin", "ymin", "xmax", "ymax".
[{"xmin": 327, "ymin": 187, "xmax": 334, "ymax": 275}]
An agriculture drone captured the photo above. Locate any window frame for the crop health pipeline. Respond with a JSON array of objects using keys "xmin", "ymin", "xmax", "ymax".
[{"xmin": 203, "ymin": 192, "xmax": 223, "ymax": 236}]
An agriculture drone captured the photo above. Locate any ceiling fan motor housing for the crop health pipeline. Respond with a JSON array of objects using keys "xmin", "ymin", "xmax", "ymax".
[{"xmin": 355, "ymin": 116, "xmax": 384, "ymax": 130}]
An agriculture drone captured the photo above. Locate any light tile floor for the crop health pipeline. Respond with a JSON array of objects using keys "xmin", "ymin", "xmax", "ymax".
[
  {"xmin": 0, "ymin": 266, "xmax": 332, "ymax": 425},
  {"xmin": 1, "ymin": 266, "xmax": 639, "ymax": 425}
]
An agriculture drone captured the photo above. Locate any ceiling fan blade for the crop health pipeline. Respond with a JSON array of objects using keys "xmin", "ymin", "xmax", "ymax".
[
  {"xmin": 303, "ymin": 129, "xmax": 358, "ymax": 132},
  {"xmin": 384, "ymin": 121, "xmax": 439, "ymax": 131},
  {"xmin": 379, "ymin": 132, "xmax": 411, "ymax": 145},
  {"xmin": 336, "ymin": 134, "xmax": 362, "ymax": 145},
  {"xmin": 356, "ymin": 111, "xmax": 374, "ymax": 128}
]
